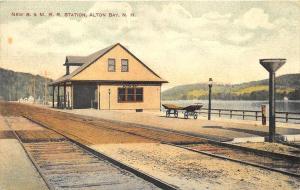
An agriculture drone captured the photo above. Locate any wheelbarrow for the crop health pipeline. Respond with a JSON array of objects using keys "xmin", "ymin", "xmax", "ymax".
[{"xmin": 162, "ymin": 103, "xmax": 203, "ymax": 119}]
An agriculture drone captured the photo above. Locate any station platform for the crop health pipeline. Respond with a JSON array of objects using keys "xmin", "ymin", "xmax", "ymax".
[{"xmin": 56, "ymin": 108, "xmax": 300, "ymax": 143}]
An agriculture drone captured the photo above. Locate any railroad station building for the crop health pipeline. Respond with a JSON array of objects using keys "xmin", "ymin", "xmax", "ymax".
[{"xmin": 49, "ymin": 43, "xmax": 167, "ymax": 110}]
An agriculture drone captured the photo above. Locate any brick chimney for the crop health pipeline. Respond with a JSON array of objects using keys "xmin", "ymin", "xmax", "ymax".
[{"xmin": 66, "ymin": 65, "xmax": 70, "ymax": 75}]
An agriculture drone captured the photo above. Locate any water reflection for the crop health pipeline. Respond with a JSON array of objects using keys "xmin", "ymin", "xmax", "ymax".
[{"xmin": 163, "ymin": 100, "xmax": 300, "ymax": 112}]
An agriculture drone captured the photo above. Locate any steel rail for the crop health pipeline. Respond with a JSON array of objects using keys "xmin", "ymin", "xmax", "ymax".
[
  {"xmin": 88, "ymin": 120, "xmax": 300, "ymax": 177},
  {"xmin": 3, "ymin": 118, "xmax": 55, "ymax": 190},
  {"xmin": 23, "ymin": 115, "xmax": 178, "ymax": 190},
  {"xmin": 92, "ymin": 120, "xmax": 300, "ymax": 177},
  {"xmin": 279, "ymin": 141, "xmax": 300, "ymax": 149},
  {"xmin": 76, "ymin": 114, "xmax": 300, "ymax": 161},
  {"xmin": 23, "ymin": 114, "xmax": 300, "ymax": 179},
  {"xmin": 65, "ymin": 114, "xmax": 300, "ymax": 175},
  {"xmin": 175, "ymin": 145, "xmax": 300, "ymax": 178}
]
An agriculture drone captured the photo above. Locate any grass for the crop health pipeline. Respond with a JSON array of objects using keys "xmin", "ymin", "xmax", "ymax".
[
  {"xmin": 187, "ymin": 89, "xmax": 208, "ymax": 98},
  {"xmin": 233, "ymin": 85, "xmax": 295, "ymax": 95},
  {"xmin": 233, "ymin": 85, "xmax": 268, "ymax": 95}
]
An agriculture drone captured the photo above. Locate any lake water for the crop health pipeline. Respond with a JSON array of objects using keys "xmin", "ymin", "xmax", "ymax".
[
  {"xmin": 162, "ymin": 100, "xmax": 300, "ymax": 112},
  {"xmin": 162, "ymin": 100, "xmax": 300, "ymax": 123}
]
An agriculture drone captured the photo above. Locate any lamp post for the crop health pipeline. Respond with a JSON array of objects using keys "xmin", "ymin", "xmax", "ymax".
[
  {"xmin": 108, "ymin": 89, "xmax": 111, "ymax": 110},
  {"xmin": 259, "ymin": 58, "xmax": 286, "ymax": 142},
  {"xmin": 208, "ymin": 78, "xmax": 213, "ymax": 120}
]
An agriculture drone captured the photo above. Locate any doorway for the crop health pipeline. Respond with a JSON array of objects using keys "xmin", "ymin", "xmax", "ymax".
[{"xmin": 73, "ymin": 84, "xmax": 97, "ymax": 109}]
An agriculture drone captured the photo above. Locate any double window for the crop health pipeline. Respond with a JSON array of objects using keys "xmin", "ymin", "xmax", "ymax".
[
  {"xmin": 107, "ymin": 59, "xmax": 129, "ymax": 72},
  {"xmin": 108, "ymin": 59, "xmax": 115, "ymax": 72},
  {"xmin": 118, "ymin": 87, "xmax": 143, "ymax": 102}
]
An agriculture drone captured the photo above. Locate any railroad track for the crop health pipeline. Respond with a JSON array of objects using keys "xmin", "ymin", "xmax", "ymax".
[
  {"xmin": 279, "ymin": 141, "xmax": 300, "ymax": 149},
  {"xmin": 177, "ymin": 144, "xmax": 300, "ymax": 177},
  {"xmin": 5, "ymin": 117, "xmax": 177, "ymax": 190},
  {"xmin": 26, "ymin": 112, "xmax": 300, "ymax": 178},
  {"xmin": 3, "ymin": 102, "xmax": 300, "ymax": 183},
  {"xmin": 91, "ymin": 119, "xmax": 300, "ymax": 177},
  {"xmin": 22, "ymin": 114, "xmax": 300, "ymax": 179},
  {"xmin": 91, "ymin": 124, "xmax": 300, "ymax": 177}
]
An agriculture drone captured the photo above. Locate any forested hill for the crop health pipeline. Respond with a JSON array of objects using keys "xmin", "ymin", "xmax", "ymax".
[
  {"xmin": 1, "ymin": 67, "xmax": 299, "ymax": 101},
  {"xmin": 0, "ymin": 67, "xmax": 53, "ymax": 101},
  {"xmin": 162, "ymin": 73, "xmax": 300, "ymax": 100}
]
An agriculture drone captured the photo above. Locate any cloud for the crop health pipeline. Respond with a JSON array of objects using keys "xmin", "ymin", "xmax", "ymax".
[
  {"xmin": 225, "ymin": 32, "xmax": 254, "ymax": 44},
  {"xmin": 202, "ymin": 11, "xmax": 231, "ymax": 21},
  {"xmin": 0, "ymin": 2, "xmax": 299, "ymax": 87},
  {"xmin": 234, "ymin": 8, "xmax": 274, "ymax": 30}
]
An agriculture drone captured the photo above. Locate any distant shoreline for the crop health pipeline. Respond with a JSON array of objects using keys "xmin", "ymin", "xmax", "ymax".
[{"xmin": 162, "ymin": 99, "xmax": 300, "ymax": 102}]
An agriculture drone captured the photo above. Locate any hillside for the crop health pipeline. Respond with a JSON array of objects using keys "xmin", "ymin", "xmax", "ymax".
[
  {"xmin": 162, "ymin": 73, "xmax": 300, "ymax": 100},
  {"xmin": 0, "ymin": 67, "xmax": 53, "ymax": 101},
  {"xmin": 1, "ymin": 68, "xmax": 299, "ymax": 101}
]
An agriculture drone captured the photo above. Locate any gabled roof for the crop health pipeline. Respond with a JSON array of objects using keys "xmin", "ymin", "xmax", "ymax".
[
  {"xmin": 49, "ymin": 43, "xmax": 167, "ymax": 85},
  {"xmin": 65, "ymin": 56, "xmax": 85, "ymax": 65},
  {"xmin": 64, "ymin": 44, "xmax": 116, "ymax": 66}
]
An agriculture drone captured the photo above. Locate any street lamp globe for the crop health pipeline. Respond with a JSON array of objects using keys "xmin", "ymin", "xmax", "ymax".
[{"xmin": 208, "ymin": 78, "xmax": 213, "ymax": 87}]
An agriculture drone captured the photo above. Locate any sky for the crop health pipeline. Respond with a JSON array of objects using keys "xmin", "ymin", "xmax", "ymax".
[{"xmin": 0, "ymin": 1, "xmax": 299, "ymax": 90}]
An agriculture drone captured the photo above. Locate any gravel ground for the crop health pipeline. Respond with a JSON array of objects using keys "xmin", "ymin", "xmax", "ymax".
[
  {"xmin": 91, "ymin": 143, "xmax": 300, "ymax": 190},
  {"xmin": 0, "ymin": 139, "xmax": 48, "ymax": 190},
  {"xmin": 63, "ymin": 108, "xmax": 300, "ymax": 140},
  {"xmin": 1, "ymin": 102, "xmax": 300, "ymax": 189},
  {"xmin": 24, "ymin": 141, "xmax": 160, "ymax": 190},
  {"xmin": 238, "ymin": 142, "xmax": 300, "ymax": 157},
  {"xmin": 5, "ymin": 116, "xmax": 45, "ymax": 131},
  {"xmin": 16, "ymin": 130, "xmax": 65, "ymax": 143},
  {"xmin": 0, "ymin": 131, "xmax": 15, "ymax": 139},
  {"xmin": 0, "ymin": 114, "xmax": 10, "ymax": 130}
]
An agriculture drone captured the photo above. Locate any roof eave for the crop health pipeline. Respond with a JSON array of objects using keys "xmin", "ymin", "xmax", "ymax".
[
  {"xmin": 48, "ymin": 78, "xmax": 71, "ymax": 86},
  {"xmin": 63, "ymin": 63, "xmax": 84, "ymax": 66},
  {"xmin": 48, "ymin": 80, "xmax": 168, "ymax": 86}
]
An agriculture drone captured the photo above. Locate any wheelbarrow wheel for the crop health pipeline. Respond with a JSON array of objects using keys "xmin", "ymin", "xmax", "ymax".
[
  {"xmin": 184, "ymin": 112, "xmax": 188, "ymax": 119},
  {"xmin": 174, "ymin": 111, "xmax": 178, "ymax": 118},
  {"xmin": 193, "ymin": 113, "xmax": 198, "ymax": 119},
  {"xmin": 166, "ymin": 110, "xmax": 170, "ymax": 117}
]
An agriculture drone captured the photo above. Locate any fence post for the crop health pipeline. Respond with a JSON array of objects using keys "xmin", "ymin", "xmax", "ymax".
[
  {"xmin": 230, "ymin": 110, "xmax": 232, "ymax": 119},
  {"xmin": 286, "ymin": 113, "xmax": 288, "ymax": 123},
  {"xmin": 255, "ymin": 111, "xmax": 258, "ymax": 121},
  {"xmin": 261, "ymin": 105, "xmax": 267, "ymax": 125},
  {"xmin": 219, "ymin": 110, "xmax": 221, "ymax": 117},
  {"xmin": 242, "ymin": 111, "xmax": 245, "ymax": 120}
]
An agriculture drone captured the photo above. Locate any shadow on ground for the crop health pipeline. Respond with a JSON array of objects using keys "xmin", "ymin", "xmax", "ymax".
[{"xmin": 202, "ymin": 125, "xmax": 300, "ymax": 137}]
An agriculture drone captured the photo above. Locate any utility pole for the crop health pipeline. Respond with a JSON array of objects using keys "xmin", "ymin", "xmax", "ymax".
[
  {"xmin": 9, "ymin": 82, "xmax": 12, "ymax": 101},
  {"xmin": 27, "ymin": 80, "xmax": 31, "ymax": 100},
  {"xmin": 208, "ymin": 78, "xmax": 213, "ymax": 120},
  {"xmin": 15, "ymin": 75, "xmax": 18, "ymax": 101},
  {"xmin": 32, "ymin": 76, "xmax": 36, "ymax": 103},
  {"xmin": 44, "ymin": 71, "xmax": 48, "ymax": 105}
]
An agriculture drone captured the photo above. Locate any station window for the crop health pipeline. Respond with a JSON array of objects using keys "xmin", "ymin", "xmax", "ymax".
[
  {"xmin": 135, "ymin": 88, "xmax": 143, "ymax": 101},
  {"xmin": 121, "ymin": 59, "xmax": 129, "ymax": 72},
  {"xmin": 118, "ymin": 88, "xmax": 126, "ymax": 102},
  {"xmin": 118, "ymin": 87, "xmax": 143, "ymax": 102},
  {"xmin": 108, "ymin": 58, "xmax": 115, "ymax": 72}
]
